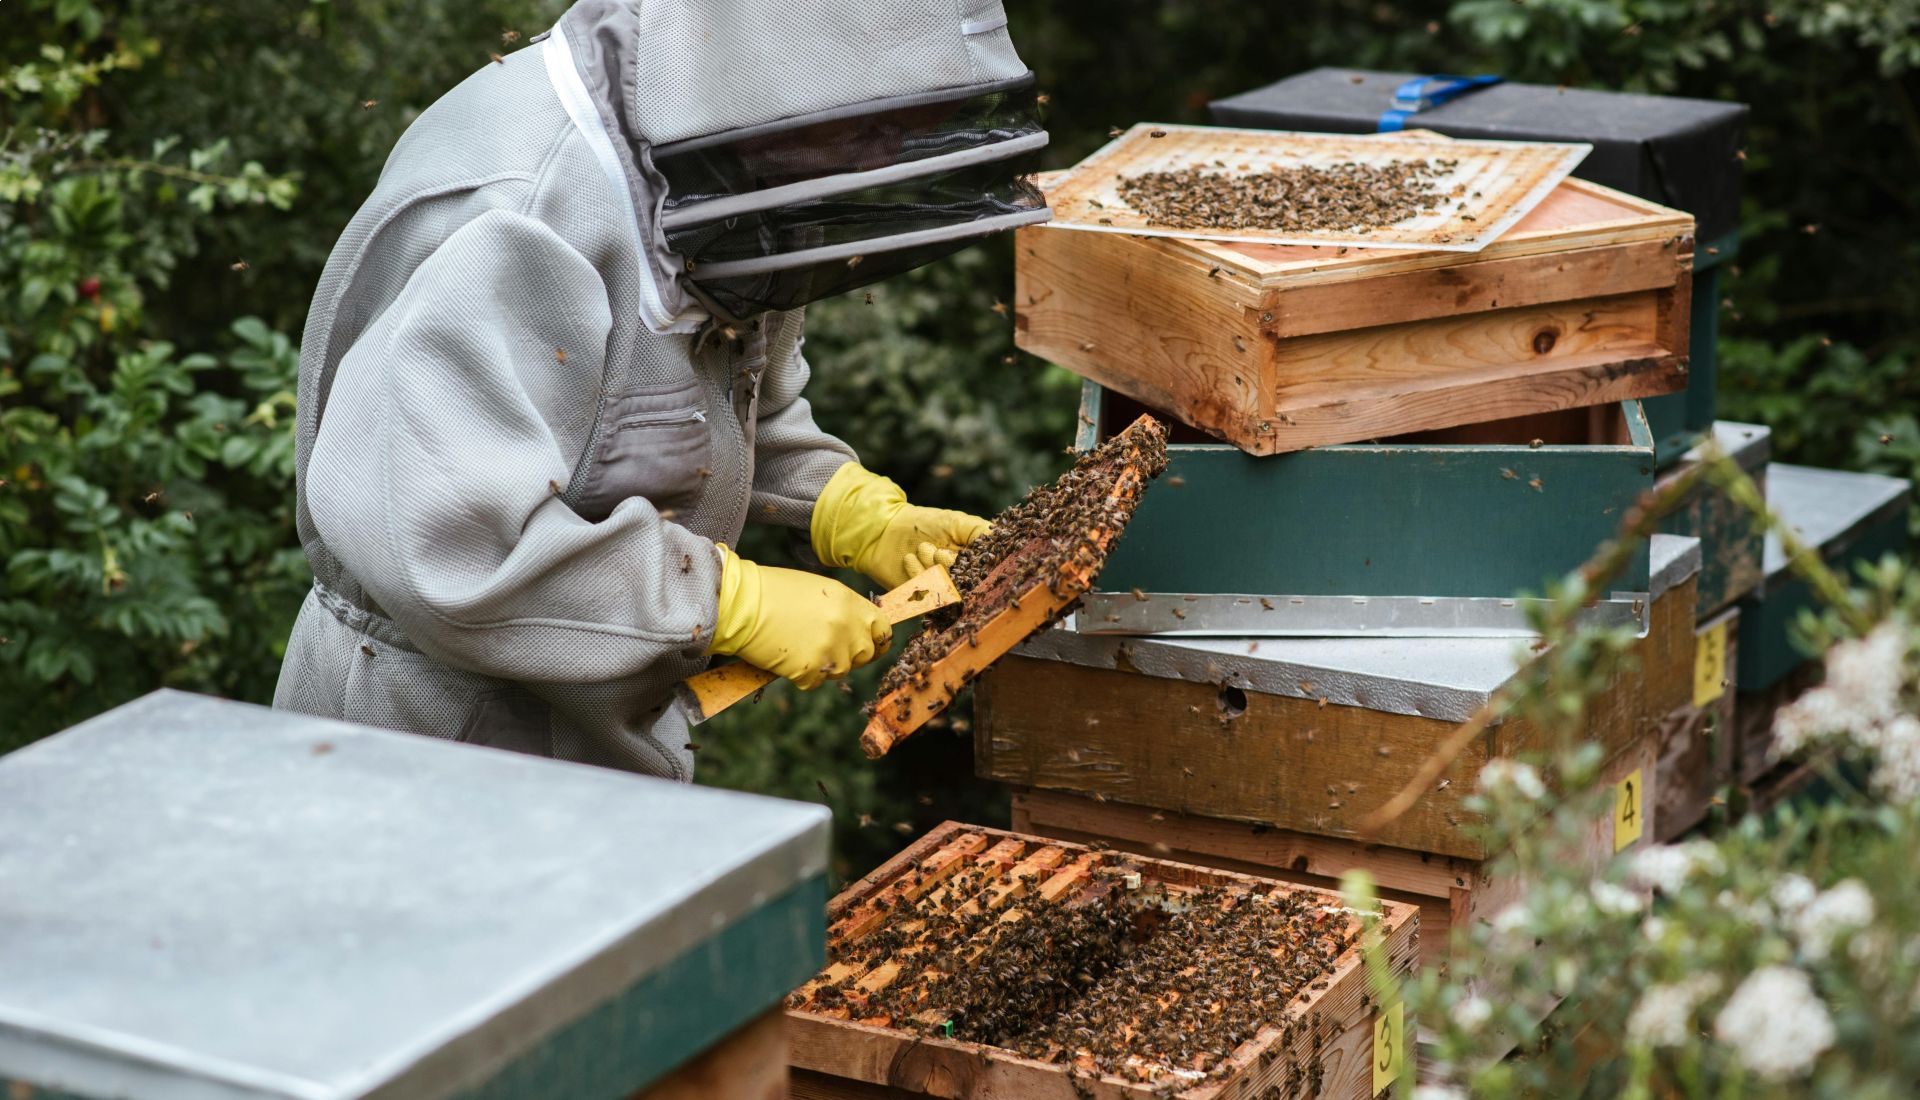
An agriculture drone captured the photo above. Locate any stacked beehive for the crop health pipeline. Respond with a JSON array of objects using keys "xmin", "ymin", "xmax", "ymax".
[{"xmin": 969, "ymin": 73, "xmax": 1907, "ymax": 1064}]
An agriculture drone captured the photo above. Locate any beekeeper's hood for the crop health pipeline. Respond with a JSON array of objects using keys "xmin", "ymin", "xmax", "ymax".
[{"xmin": 543, "ymin": 0, "xmax": 1050, "ymax": 332}]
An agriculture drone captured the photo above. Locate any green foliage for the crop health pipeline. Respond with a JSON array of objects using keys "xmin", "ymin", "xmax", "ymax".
[
  {"xmin": 5, "ymin": 0, "xmax": 1919, "ymax": 884},
  {"xmin": 1398, "ymin": 454, "xmax": 1920, "ymax": 1096}
]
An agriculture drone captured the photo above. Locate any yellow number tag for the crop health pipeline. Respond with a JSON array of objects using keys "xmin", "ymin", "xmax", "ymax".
[
  {"xmin": 1372, "ymin": 1001, "xmax": 1404, "ymax": 1095},
  {"xmin": 1693, "ymin": 622, "xmax": 1728, "ymax": 709},
  {"xmin": 1614, "ymin": 768, "xmax": 1645, "ymax": 852}
]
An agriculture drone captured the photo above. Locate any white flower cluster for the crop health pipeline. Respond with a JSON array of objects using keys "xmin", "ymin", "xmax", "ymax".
[
  {"xmin": 1627, "ymin": 973, "xmax": 1721, "ymax": 1048},
  {"xmin": 1787, "ymin": 879, "xmax": 1875, "ymax": 961},
  {"xmin": 1450, "ymin": 995, "xmax": 1492, "ymax": 1030},
  {"xmin": 1626, "ymin": 840, "xmax": 1724, "ymax": 895},
  {"xmin": 1479, "ymin": 758, "xmax": 1546, "ymax": 800},
  {"xmin": 1774, "ymin": 622, "xmax": 1920, "ymax": 797},
  {"xmin": 1590, "ymin": 880, "xmax": 1646, "ymax": 917},
  {"xmin": 1713, "ymin": 965, "xmax": 1836, "ymax": 1079}
]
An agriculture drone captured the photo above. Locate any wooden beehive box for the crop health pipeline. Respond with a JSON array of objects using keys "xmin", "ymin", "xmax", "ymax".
[
  {"xmin": 1079, "ymin": 383, "xmax": 1656, "ymax": 611},
  {"xmin": 1010, "ymin": 726, "xmax": 1649, "ymax": 976},
  {"xmin": 1016, "ymin": 175, "xmax": 1694, "ymax": 455},
  {"xmin": 0, "ymin": 692, "xmax": 827, "ymax": 1100},
  {"xmin": 1653, "ymin": 604, "xmax": 1739, "ymax": 842},
  {"xmin": 787, "ymin": 822, "xmax": 1419, "ymax": 1100},
  {"xmin": 979, "ymin": 531, "xmax": 1701, "ymax": 863},
  {"xmin": 1655, "ymin": 420, "xmax": 1770, "ymax": 619}
]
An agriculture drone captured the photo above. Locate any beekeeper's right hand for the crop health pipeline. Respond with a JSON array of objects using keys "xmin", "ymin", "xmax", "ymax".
[{"xmin": 707, "ymin": 544, "xmax": 892, "ymax": 690}]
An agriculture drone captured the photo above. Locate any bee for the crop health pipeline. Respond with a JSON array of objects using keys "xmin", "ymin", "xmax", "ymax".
[
  {"xmin": 1148, "ymin": 129, "xmax": 1168, "ymax": 138},
  {"xmin": 359, "ymin": 644, "xmax": 376, "ymax": 658},
  {"xmin": 360, "ymin": 99, "xmax": 379, "ymax": 111},
  {"xmin": 1528, "ymin": 476, "xmax": 1543, "ymax": 492},
  {"xmin": 864, "ymin": 291, "xmax": 875, "ymax": 304},
  {"xmin": 1501, "ymin": 467, "xmax": 1518, "ymax": 480},
  {"xmin": 554, "ymin": 347, "xmax": 567, "ymax": 363},
  {"xmin": 230, "ymin": 259, "xmax": 250, "ymax": 272},
  {"xmin": 501, "ymin": 29, "xmax": 521, "ymax": 44},
  {"xmin": 489, "ymin": 52, "xmax": 506, "ymax": 64},
  {"xmin": 991, "ymin": 299, "xmax": 1008, "ymax": 315},
  {"xmin": 683, "ymin": 741, "xmax": 702, "ymax": 753},
  {"xmin": 846, "ymin": 254, "xmax": 865, "ymax": 269}
]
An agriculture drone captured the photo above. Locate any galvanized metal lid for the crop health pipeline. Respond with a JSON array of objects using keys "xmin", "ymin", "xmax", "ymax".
[
  {"xmin": 0, "ymin": 690, "xmax": 829, "ymax": 1100},
  {"xmin": 1025, "ymin": 535, "xmax": 1701, "ymax": 724},
  {"xmin": 1761, "ymin": 464, "xmax": 1911, "ymax": 585}
]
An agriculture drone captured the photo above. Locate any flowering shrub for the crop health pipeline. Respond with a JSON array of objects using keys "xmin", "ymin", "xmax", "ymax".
[{"xmin": 1398, "ymin": 456, "xmax": 1920, "ymax": 1098}]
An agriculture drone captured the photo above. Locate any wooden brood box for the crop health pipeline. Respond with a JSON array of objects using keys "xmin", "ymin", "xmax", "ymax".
[
  {"xmin": 1009, "ymin": 725, "xmax": 1649, "ymax": 977},
  {"xmin": 787, "ymin": 822, "xmax": 1419, "ymax": 1100},
  {"xmin": 1653, "ymin": 605, "xmax": 1739, "ymax": 842},
  {"xmin": 1016, "ymin": 176, "xmax": 1693, "ymax": 454},
  {"xmin": 977, "ymin": 537, "xmax": 1699, "ymax": 860}
]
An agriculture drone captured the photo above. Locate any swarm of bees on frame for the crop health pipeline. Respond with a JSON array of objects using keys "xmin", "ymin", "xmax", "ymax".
[
  {"xmin": 789, "ymin": 832, "xmax": 1356, "ymax": 1092},
  {"xmin": 868, "ymin": 418, "xmax": 1169, "ymax": 727}
]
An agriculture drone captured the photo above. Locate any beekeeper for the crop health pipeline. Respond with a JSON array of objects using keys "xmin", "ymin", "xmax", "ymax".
[{"xmin": 273, "ymin": 0, "xmax": 1048, "ymax": 778}]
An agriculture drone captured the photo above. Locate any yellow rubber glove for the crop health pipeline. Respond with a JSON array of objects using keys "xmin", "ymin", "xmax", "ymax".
[
  {"xmin": 708, "ymin": 544, "xmax": 892, "ymax": 690},
  {"xmin": 810, "ymin": 463, "xmax": 991, "ymax": 590}
]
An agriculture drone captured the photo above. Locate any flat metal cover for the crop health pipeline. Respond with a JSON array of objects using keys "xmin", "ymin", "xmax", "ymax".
[
  {"xmin": 1040, "ymin": 122, "xmax": 1588, "ymax": 251},
  {"xmin": 1762, "ymin": 464, "xmax": 1912, "ymax": 581},
  {"xmin": 0, "ymin": 691, "xmax": 829, "ymax": 1100}
]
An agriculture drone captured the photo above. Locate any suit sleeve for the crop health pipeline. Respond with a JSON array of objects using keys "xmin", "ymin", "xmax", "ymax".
[
  {"xmin": 748, "ymin": 308, "xmax": 858, "ymax": 530},
  {"xmin": 305, "ymin": 209, "xmax": 722, "ymax": 684}
]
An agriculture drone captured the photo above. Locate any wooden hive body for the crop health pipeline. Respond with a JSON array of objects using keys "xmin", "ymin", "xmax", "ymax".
[
  {"xmin": 978, "ymin": 535, "xmax": 1700, "ymax": 861},
  {"xmin": 788, "ymin": 822, "xmax": 1419, "ymax": 1100},
  {"xmin": 1017, "ymin": 177, "xmax": 1694, "ymax": 455}
]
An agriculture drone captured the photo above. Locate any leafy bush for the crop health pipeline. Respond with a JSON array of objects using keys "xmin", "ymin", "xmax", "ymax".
[
  {"xmin": 1393, "ymin": 455, "xmax": 1920, "ymax": 1096},
  {"xmin": 6, "ymin": 0, "xmax": 1919, "ymax": 882}
]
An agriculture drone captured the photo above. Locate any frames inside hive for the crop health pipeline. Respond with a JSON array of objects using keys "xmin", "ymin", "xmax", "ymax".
[
  {"xmin": 861, "ymin": 414, "xmax": 1169, "ymax": 758},
  {"xmin": 787, "ymin": 825, "xmax": 1360, "ymax": 1091}
]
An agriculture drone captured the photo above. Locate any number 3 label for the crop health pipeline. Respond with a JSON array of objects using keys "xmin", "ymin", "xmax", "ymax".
[
  {"xmin": 1373, "ymin": 1001, "xmax": 1404, "ymax": 1095},
  {"xmin": 1614, "ymin": 768, "xmax": 1644, "ymax": 852}
]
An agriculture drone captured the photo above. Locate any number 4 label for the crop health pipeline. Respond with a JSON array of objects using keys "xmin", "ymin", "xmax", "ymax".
[
  {"xmin": 1372, "ymin": 1001, "xmax": 1404, "ymax": 1095},
  {"xmin": 1614, "ymin": 768, "xmax": 1644, "ymax": 852}
]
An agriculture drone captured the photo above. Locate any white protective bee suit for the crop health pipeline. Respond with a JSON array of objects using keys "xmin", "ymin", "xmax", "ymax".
[{"xmin": 273, "ymin": 0, "xmax": 1047, "ymax": 778}]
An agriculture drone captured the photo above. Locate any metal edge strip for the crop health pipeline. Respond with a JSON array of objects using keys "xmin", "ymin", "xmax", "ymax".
[{"xmin": 1071, "ymin": 592, "xmax": 1654, "ymax": 639}]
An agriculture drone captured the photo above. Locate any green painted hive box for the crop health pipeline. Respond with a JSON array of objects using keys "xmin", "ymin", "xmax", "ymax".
[
  {"xmin": 1082, "ymin": 381, "xmax": 1655, "ymax": 620},
  {"xmin": 1655, "ymin": 419, "xmax": 1770, "ymax": 620},
  {"xmin": 0, "ymin": 690, "xmax": 828, "ymax": 1100},
  {"xmin": 1737, "ymin": 464, "xmax": 1912, "ymax": 691}
]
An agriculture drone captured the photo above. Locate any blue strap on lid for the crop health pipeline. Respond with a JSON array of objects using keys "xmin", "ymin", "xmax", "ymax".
[{"xmin": 1377, "ymin": 74, "xmax": 1503, "ymax": 132}]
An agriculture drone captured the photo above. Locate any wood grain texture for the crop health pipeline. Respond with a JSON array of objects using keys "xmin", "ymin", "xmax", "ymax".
[
  {"xmin": 636, "ymin": 1008, "xmax": 786, "ymax": 1100},
  {"xmin": 1265, "ymin": 236, "xmax": 1685, "ymax": 339},
  {"xmin": 1016, "ymin": 173, "xmax": 1694, "ymax": 455},
  {"xmin": 1015, "ymin": 224, "xmax": 1264, "ymax": 445},
  {"xmin": 1011, "ymin": 731, "xmax": 1652, "ymax": 974},
  {"xmin": 978, "ymin": 579, "xmax": 1693, "ymax": 860},
  {"xmin": 1654, "ymin": 607, "xmax": 1740, "ymax": 841},
  {"xmin": 787, "ymin": 821, "xmax": 1419, "ymax": 1100}
]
